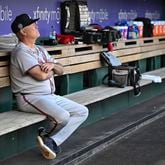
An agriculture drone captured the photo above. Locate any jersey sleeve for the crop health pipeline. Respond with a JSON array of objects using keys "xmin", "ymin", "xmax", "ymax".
[{"xmin": 15, "ymin": 49, "xmax": 39, "ymax": 75}]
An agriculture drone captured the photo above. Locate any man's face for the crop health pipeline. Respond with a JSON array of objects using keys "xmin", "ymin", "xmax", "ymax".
[{"xmin": 22, "ymin": 22, "xmax": 40, "ymax": 39}]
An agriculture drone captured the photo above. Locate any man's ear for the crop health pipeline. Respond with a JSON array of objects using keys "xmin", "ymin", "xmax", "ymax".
[{"xmin": 20, "ymin": 29, "xmax": 26, "ymax": 36}]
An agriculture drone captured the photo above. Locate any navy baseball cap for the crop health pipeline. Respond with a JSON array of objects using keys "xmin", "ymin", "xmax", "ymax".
[{"xmin": 11, "ymin": 13, "xmax": 39, "ymax": 34}]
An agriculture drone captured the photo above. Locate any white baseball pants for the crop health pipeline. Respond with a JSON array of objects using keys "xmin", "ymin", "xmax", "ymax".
[{"xmin": 15, "ymin": 94, "xmax": 89, "ymax": 146}]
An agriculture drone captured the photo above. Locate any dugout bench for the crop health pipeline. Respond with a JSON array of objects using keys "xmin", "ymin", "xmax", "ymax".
[{"xmin": 0, "ymin": 36, "xmax": 165, "ymax": 160}]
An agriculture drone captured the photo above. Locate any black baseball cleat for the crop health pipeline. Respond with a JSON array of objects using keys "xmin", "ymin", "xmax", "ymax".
[
  {"xmin": 37, "ymin": 136, "xmax": 56, "ymax": 159},
  {"xmin": 37, "ymin": 135, "xmax": 61, "ymax": 160}
]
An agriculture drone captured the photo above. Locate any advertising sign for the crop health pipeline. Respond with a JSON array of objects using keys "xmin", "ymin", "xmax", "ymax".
[{"xmin": 0, "ymin": 0, "xmax": 163, "ymax": 36}]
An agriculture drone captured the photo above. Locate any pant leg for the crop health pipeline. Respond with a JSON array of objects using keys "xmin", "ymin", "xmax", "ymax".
[
  {"xmin": 50, "ymin": 95, "xmax": 88, "ymax": 146},
  {"xmin": 16, "ymin": 94, "xmax": 71, "ymax": 125},
  {"xmin": 16, "ymin": 94, "xmax": 88, "ymax": 146}
]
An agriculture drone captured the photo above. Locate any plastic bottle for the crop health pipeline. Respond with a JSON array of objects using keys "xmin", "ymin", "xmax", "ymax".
[
  {"xmin": 49, "ymin": 26, "xmax": 57, "ymax": 45},
  {"xmin": 49, "ymin": 26, "xmax": 56, "ymax": 40}
]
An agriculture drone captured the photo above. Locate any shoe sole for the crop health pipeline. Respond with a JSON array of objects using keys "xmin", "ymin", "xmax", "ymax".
[{"xmin": 37, "ymin": 136, "xmax": 56, "ymax": 160}]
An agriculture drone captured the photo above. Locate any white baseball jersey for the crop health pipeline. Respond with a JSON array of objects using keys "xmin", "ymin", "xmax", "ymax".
[{"xmin": 10, "ymin": 42, "xmax": 58, "ymax": 95}]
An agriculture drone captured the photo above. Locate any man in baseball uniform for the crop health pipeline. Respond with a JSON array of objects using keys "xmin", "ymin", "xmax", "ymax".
[{"xmin": 10, "ymin": 13, "xmax": 88, "ymax": 160}]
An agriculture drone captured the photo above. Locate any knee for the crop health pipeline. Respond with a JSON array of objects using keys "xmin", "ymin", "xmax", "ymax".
[
  {"xmin": 84, "ymin": 106, "xmax": 89, "ymax": 120},
  {"xmin": 56, "ymin": 111, "xmax": 70, "ymax": 126},
  {"xmin": 79, "ymin": 105, "xmax": 89, "ymax": 120}
]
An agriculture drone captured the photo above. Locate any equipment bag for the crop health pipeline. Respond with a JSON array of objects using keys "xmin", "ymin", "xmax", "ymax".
[
  {"xmin": 60, "ymin": 0, "xmax": 91, "ymax": 36},
  {"xmin": 101, "ymin": 26, "xmax": 122, "ymax": 44},
  {"xmin": 82, "ymin": 26, "xmax": 121, "ymax": 44},
  {"xmin": 134, "ymin": 17, "xmax": 154, "ymax": 37},
  {"xmin": 100, "ymin": 51, "xmax": 141, "ymax": 96},
  {"xmin": 82, "ymin": 31, "xmax": 102, "ymax": 44}
]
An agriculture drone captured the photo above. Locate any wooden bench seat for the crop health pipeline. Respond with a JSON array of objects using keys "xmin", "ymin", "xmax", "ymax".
[
  {"xmin": 0, "ymin": 111, "xmax": 45, "ymax": 136},
  {"xmin": 64, "ymin": 79, "xmax": 151, "ymax": 106},
  {"xmin": 143, "ymin": 67, "xmax": 165, "ymax": 79},
  {"xmin": 65, "ymin": 67, "xmax": 165, "ymax": 105}
]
